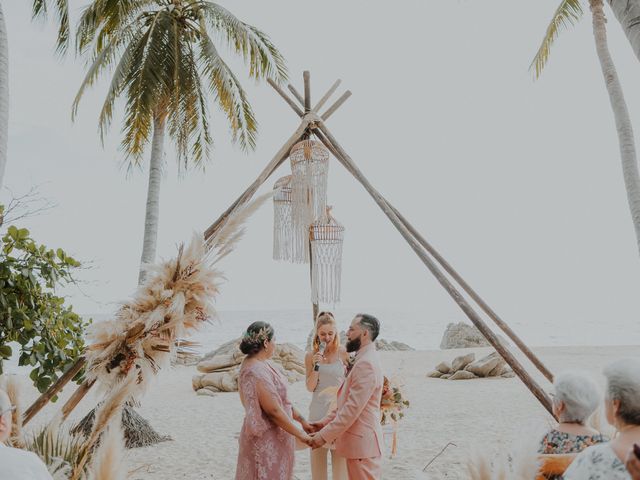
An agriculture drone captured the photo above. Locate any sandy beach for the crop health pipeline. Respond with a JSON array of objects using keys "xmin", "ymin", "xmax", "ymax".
[{"xmin": 13, "ymin": 344, "xmax": 638, "ymax": 480}]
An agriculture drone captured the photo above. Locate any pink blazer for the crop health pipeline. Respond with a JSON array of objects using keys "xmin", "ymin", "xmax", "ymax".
[{"xmin": 318, "ymin": 343, "xmax": 384, "ymax": 459}]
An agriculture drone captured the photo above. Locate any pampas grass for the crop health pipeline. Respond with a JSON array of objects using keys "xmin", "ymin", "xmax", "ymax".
[
  {"xmin": 70, "ymin": 371, "xmax": 136, "ymax": 480},
  {"xmin": 83, "ymin": 193, "xmax": 271, "ymax": 399},
  {"xmin": 87, "ymin": 417, "xmax": 126, "ymax": 480},
  {"xmin": 0, "ymin": 375, "xmax": 25, "ymax": 448},
  {"xmin": 466, "ymin": 435, "xmax": 542, "ymax": 480}
]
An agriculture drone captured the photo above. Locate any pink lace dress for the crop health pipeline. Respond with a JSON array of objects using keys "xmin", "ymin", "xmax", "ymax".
[{"xmin": 235, "ymin": 361, "xmax": 295, "ymax": 480}]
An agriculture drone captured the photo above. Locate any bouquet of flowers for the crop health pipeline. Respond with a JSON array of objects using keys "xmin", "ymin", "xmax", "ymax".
[{"xmin": 380, "ymin": 376, "xmax": 409, "ymax": 425}]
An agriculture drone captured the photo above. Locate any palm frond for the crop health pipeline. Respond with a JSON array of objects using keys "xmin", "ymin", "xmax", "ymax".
[
  {"xmin": 199, "ymin": 29, "xmax": 258, "ymax": 152},
  {"xmin": 26, "ymin": 421, "xmax": 87, "ymax": 479},
  {"xmin": 530, "ymin": 0, "xmax": 584, "ymax": 78},
  {"xmin": 32, "ymin": 0, "xmax": 70, "ymax": 54},
  {"xmin": 199, "ymin": 2, "xmax": 287, "ymax": 83}
]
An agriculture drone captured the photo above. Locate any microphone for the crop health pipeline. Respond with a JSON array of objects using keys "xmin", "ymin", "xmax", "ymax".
[{"xmin": 313, "ymin": 341, "xmax": 327, "ymax": 371}]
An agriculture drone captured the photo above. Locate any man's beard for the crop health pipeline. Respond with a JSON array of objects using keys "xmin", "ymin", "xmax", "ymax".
[{"xmin": 346, "ymin": 335, "xmax": 361, "ymax": 353}]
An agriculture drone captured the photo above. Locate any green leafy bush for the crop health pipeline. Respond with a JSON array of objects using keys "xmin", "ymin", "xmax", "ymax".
[{"xmin": 0, "ymin": 210, "xmax": 88, "ymax": 394}]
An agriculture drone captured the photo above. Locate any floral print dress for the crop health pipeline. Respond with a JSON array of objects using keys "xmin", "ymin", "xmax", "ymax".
[
  {"xmin": 235, "ymin": 361, "xmax": 295, "ymax": 480},
  {"xmin": 538, "ymin": 429, "xmax": 608, "ymax": 454},
  {"xmin": 562, "ymin": 443, "xmax": 631, "ymax": 480}
]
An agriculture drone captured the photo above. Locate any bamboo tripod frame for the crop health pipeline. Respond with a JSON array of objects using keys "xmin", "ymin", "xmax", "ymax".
[
  {"xmin": 23, "ymin": 70, "xmax": 556, "ymax": 427},
  {"xmin": 231, "ymin": 71, "xmax": 556, "ymax": 415}
]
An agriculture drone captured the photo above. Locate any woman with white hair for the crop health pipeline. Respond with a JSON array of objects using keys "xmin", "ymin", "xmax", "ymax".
[
  {"xmin": 538, "ymin": 371, "xmax": 607, "ymax": 455},
  {"xmin": 564, "ymin": 359, "xmax": 640, "ymax": 479}
]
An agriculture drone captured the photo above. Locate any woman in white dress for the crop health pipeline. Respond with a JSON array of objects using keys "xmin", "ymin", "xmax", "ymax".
[
  {"xmin": 564, "ymin": 359, "xmax": 640, "ymax": 480},
  {"xmin": 304, "ymin": 312, "xmax": 349, "ymax": 480}
]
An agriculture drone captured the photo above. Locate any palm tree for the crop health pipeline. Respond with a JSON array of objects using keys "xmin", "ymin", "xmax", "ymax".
[
  {"xmin": 0, "ymin": 0, "xmax": 70, "ymax": 191},
  {"xmin": 72, "ymin": 0, "xmax": 287, "ymax": 284},
  {"xmin": 608, "ymin": 0, "xmax": 640, "ymax": 62},
  {"xmin": 532, "ymin": 0, "xmax": 640, "ymax": 258}
]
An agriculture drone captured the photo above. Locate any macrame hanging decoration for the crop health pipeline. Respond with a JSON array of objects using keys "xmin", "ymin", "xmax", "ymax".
[
  {"xmin": 290, "ymin": 139, "xmax": 330, "ymax": 263},
  {"xmin": 310, "ymin": 207, "xmax": 345, "ymax": 304},
  {"xmin": 272, "ymin": 175, "xmax": 294, "ymax": 262}
]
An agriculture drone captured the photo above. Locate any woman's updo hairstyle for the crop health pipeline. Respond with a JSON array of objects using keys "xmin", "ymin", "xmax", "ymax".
[{"xmin": 239, "ymin": 321, "xmax": 275, "ymax": 355}]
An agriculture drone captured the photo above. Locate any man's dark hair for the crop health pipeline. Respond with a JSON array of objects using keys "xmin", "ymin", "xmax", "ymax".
[{"xmin": 357, "ymin": 313, "xmax": 380, "ymax": 341}]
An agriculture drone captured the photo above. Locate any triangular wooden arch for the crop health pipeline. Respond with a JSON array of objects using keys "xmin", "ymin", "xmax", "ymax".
[
  {"xmin": 23, "ymin": 71, "xmax": 556, "ymax": 427},
  {"xmin": 204, "ymin": 70, "xmax": 556, "ymax": 416}
]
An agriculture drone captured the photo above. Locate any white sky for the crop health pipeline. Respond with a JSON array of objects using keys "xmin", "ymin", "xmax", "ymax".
[{"xmin": 2, "ymin": 0, "xmax": 640, "ymax": 339}]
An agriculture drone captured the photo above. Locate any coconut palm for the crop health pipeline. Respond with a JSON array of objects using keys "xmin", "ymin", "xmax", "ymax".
[
  {"xmin": 532, "ymin": 0, "xmax": 640, "ymax": 257},
  {"xmin": 0, "ymin": 0, "xmax": 70, "ymax": 192},
  {"xmin": 72, "ymin": 0, "xmax": 287, "ymax": 284},
  {"xmin": 608, "ymin": 0, "xmax": 640, "ymax": 62}
]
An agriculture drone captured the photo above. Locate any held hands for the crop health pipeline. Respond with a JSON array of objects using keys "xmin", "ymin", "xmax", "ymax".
[
  {"xmin": 308, "ymin": 422, "xmax": 323, "ymax": 433},
  {"xmin": 308, "ymin": 433, "xmax": 326, "ymax": 449}
]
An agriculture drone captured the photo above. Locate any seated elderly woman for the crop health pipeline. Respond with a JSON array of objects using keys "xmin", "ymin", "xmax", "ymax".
[
  {"xmin": 538, "ymin": 371, "xmax": 607, "ymax": 455},
  {"xmin": 563, "ymin": 359, "xmax": 640, "ymax": 480}
]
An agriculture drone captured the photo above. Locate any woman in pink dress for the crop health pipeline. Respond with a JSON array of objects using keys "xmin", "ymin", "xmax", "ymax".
[{"xmin": 235, "ymin": 321, "xmax": 312, "ymax": 480}]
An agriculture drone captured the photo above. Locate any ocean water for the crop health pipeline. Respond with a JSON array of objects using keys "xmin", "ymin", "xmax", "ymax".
[{"xmin": 84, "ymin": 307, "xmax": 639, "ymax": 355}]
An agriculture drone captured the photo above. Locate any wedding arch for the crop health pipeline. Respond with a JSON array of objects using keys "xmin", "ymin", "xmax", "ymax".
[{"xmin": 22, "ymin": 71, "xmax": 557, "ymax": 440}]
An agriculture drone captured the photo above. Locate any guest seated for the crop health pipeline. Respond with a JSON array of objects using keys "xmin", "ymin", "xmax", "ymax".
[
  {"xmin": 564, "ymin": 359, "xmax": 640, "ymax": 480},
  {"xmin": 0, "ymin": 389, "xmax": 53, "ymax": 480},
  {"xmin": 538, "ymin": 371, "xmax": 607, "ymax": 455}
]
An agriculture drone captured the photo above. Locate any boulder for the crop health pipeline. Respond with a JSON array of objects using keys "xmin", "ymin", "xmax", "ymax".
[
  {"xmin": 196, "ymin": 388, "xmax": 218, "ymax": 397},
  {"xmin": 427, "ymin": 370, "xmax": 443, "ymax": 378},
  {"xmin": 451, "ymin": 353, "xmax": 475, "ymax": 372},
  {"xmin": 449, "ymin": 370, "xmax": 477, "ymax": 380},
  {"xmin": 465, "ymin": 352, "xmax": 503, "ymax": 377},
  {"xmin": 501, "ymin": 371, "xmax": 516, "ymax": 379},
  {"xmin": 440, "ymin": 322, "xmax": 491, "ymax": 349},
  {"xmin": 376, "ymin": 339, "xmax": 414, "ymax": 351},
  {"xmin": 440, "ymin": 374, "xmax": 451, "ymax": 380},
  {"xmin": 487, "ymin": 362, "xmax": 511, "ymax": 378},
  {"xmin": 435, "ymin": 361, "xmax": 451, "ymax": 374},
  {"xmin": 193, "ymin": 369, "xmax": 239, "ymax": 392},
  {"xmin": 193, "ymin": 340, "xmax": 305, "ymax": 394},
  {"xmin": 197, "ymin": 352, "xmax": 244, "ymax": 373}
]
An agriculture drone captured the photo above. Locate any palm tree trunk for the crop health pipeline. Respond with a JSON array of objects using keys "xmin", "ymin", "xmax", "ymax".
[
  {"xmin": 0, "ymin": 4, "xmax": 9, "ymax": 191},
  {"xmin": 608, "ymin": 0, "xmax": 640, "ymax": 62},
  {"xmin": 590, "ymin": 0, "xmax": 640, "ymax": 257},
  {"xmin": 138, "ymin": 115, "xmax": 166, "ymax": 285}
]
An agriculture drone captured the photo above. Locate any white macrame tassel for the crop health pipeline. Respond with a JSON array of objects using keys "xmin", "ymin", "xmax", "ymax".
[
  {"xmin": 310, "ymin": 209, "xmax": 344, "ymax": 304},
  {"xmin": 290, "ymin": 140, "xmax": 329, "ymax": 264},
  {"xmin": 273, "ymin": 176, "xmax": 294, "ymax": 261}
]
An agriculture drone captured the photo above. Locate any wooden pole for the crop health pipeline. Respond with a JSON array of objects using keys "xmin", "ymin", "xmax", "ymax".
[
  {"xmin": 315, "ymin": 121, "xmax": 554, "ymax": 416},
  {"xmin": 204, "ymin": 115, "xmax": 317, "ymax": 241},
  {"xmin": 314, "ymin": 79, "xmax": 342, "ymax": 113},
  {"xmin": 267, "ymin": 79, "xmax": 304, "ymax": 117},
  {"xmin": 303, "ymin": 71, "xmax": 311, "ymax": 112},
  {"xmin": 60, "ymin": 378, "xmax": 96, "ymax": 421},
  {"xmin": 23, "ymin": 356, "xmax": 86, "ymax": 426},
  {"xmin": 388, "ymin": 205, "xmax": 555, "ymax": 382},
  {"xmin": 310, "ymin": 127, "xmax": 554, "ymax": 383},
  {"xmin": 321, "ymin": 91, "xmax": 352, "ymax": 121},
  {"xmin": 287, "ymin": 84, "xmax": 304, "ymax": 105}
]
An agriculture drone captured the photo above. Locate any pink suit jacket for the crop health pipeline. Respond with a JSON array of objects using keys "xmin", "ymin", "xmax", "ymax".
[{"xmin": 318, "ymin": 342, "xmax": 384, "ymax": 459}]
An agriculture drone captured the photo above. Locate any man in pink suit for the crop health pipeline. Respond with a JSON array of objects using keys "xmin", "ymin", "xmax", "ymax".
[{"xmin": 310, "ymin": 314, "xmax": 384, "ymax": 479}]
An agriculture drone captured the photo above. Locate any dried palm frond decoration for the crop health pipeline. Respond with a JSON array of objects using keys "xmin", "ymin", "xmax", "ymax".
[
  {"xmin": 272, "ymin": 175, "xmax": 294, "ymax": 262},
  {"xmin": 60, "ymin": 193, "xmax": 271, "ymax": 475},
  {"xmin": 84, "ymin": 192, "xmax": 271, "ymax": 396},
  {"xmin": 290, "ymin": 139, "xmax": 330, "ymax": 263},
  {"xmin": 310, "ymin": 207, "xmax": 344, "ymax": 304}
]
